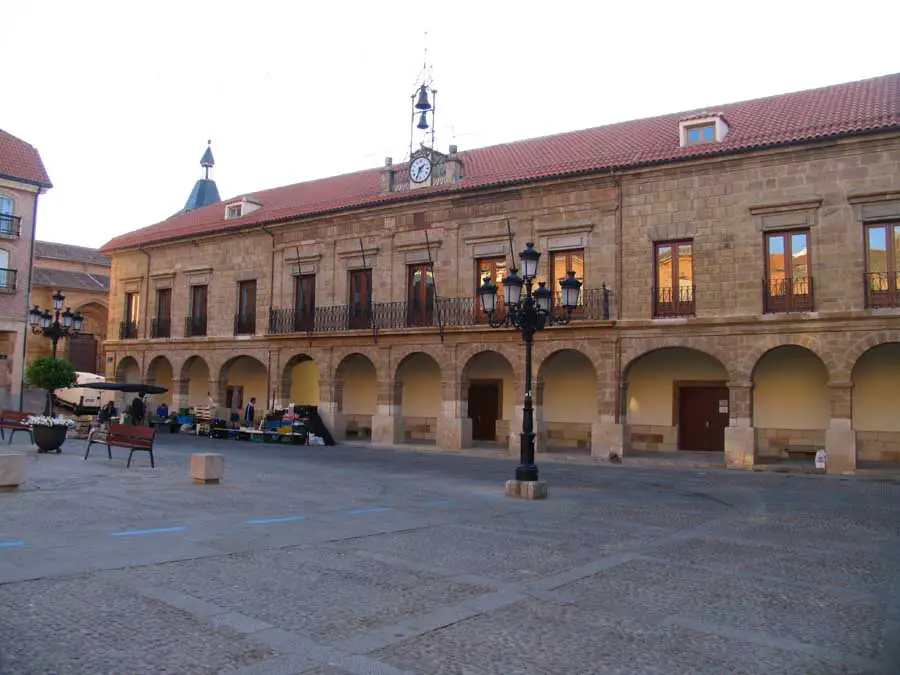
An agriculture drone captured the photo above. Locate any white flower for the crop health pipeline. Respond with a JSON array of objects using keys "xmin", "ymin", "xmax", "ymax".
[{"xmin": 26, "ymin": 415, "xmax": 77, "ymax": 428}]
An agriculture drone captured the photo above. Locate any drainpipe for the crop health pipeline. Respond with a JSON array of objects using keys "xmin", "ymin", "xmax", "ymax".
[
  {"xmin": 17, "ymin": 188, "xmax": 41, "ymax": 411},
  {"xmin": 261, "ymin": 228, "xmax": 276, "ymax": 410},
  {"xmin": 613, "ymin": 173, "xmax": 622, "ymax": 320},
  {"xmin": 139, "ymin": 248, "xmax": 151, "ymax": 339}
]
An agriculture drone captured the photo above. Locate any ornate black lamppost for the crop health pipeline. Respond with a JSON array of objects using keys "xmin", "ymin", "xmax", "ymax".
[
  {"xmin": 28, "ymin": 290, "xmax": 85, "ymax": 358},
  {"xmin": 478, "ymin": 242, "xmax": 582, "ymax": 495}
]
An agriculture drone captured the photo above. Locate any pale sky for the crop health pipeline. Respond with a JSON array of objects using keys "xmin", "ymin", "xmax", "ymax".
[{"xmin": 5, "ymin": 1, "xmax": 898, "ymax": 249}]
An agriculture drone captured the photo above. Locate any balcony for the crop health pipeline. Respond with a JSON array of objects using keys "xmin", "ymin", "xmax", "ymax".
[
  {"xmin": 653, "ymin": 285, "xmax": 695, "ymax": 318},
  {"xmin": 119, "ymin": 322, "xmax": 139, "ymax": 340},
  {"xmin": 0, "ymin": 268, "xmax": 17, "ymax": 291},
  {"xmin": 184, "ymin": 315, "xmax": 208, "ymax": 337},
  {"xmin": 864, "ymin": 272, "xmax": 900, "ymax": 308},
  {"xmin": 234, "ymin": 313, "xmax": 256, "ymax": 335},
  {"xmin": 150, "ymin": 317, "xmax": 171, "ymax": 338},
  {"xmin": 0, "ymin": 214, "xmax": 21, "ymax": 237},
  {"xmin": 763, "ymin": 277, "xmax": 813, "ymax": 313},
  {"xmin": 267, "ymin": 287, "xmax": 612, "ymax": 335}
]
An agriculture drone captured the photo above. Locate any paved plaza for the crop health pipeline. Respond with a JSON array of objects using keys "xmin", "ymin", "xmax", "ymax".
[{"xmin": 0, "ymin": 431, "xmax": 898, "ymax": 674}]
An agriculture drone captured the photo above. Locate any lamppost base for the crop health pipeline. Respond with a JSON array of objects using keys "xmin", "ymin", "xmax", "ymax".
[
  {"xmin": 515, "ymin": 464, "xmax": 539, "ymax": 482},
  {"xmin": 504, "ymin": 479, "xmax": 548, "ymax": 500}
]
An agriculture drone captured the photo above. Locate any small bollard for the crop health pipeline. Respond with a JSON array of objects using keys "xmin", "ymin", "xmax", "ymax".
[
  {"xmin": 190, "ymin": 453, "xmax": 224, "ymax": 485},
  {"xmin": 0, "ymin": 453, "xmax": 26, "ymax": 492}
]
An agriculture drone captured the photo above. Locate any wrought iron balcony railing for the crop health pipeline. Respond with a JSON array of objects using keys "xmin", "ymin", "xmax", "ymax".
[
  {"xmin": 119, "ymin": 321, "xmax": 139, "ymax": 340},
  {"xmin": 234, "ymin": 313, "xmax": 256, "ymax": 335},
  {"xmin": 763, "ymin": 277, "xmax": 813, "ymax": 313},
  {"xmin": 184, "ymin": 315, "xmax": 208, "ymax": 337},
  {"xmin": 0, "ymin": 268, "xmax": 17, "ymax": 291},
  {"xmin": 864, "ymin": 272, "xmax": 900, "ymax": 309},
  {"xmin": 150, "ymin": 317, "xmax": 171, "ymax": 338},
  {"xmin": 267, "ymin": 287, "xmax": 612, "ymax": 335},
  {"xmin": 653, "ymin": 285, "xmax": 695, "ymax": 318},
  {"xmin": 0, "ymin": 214, "xmax": 21, "ymax": 237}
]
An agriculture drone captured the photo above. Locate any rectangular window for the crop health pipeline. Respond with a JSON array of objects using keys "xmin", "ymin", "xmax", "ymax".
[
  {"xmin": 407, "ymin": 264, "xmax": 435, "ymax": 327},
  {"xmin": 764, "ymin": 230, "xmax": 812, "ymax": 312},
  {"xmin": 0, "ymin": 249, "xmax": 10, "ymax": 289},
  {"xmin": 348, "ymin": 269, "xmax": 372, "ymax": 330},
  {"xmin": 152, "ymin": 288, "xmax": 171, "ymax": 338},
  {"xmin": 123, "ymin": 292, "xmax": 140, "ymax": 338},
  {"xmin": 654, "ymin": 241, "xmax": 694, "ymax": 318},
  {"xmin": 226, "ymin": 205, "xmax": 242, "ymax": 219},
  {"xmin": 549, "ymin": 249, "xmax": 585, "ymax": 316},
  {"xmin": 235, "ymin": 280, "xmax": 256, "ymax": 334},
  {"xmin": 865, "ymin": 222, "xmax": 900, "ymax": 308},
  {"xmin": 686, "ymin": 123, "xmax": 716, "ymax": 145},
  {"xmin": 476, "ymin": 257, "xmax": 507, "ymax": 322},
  {"xmin": 187, "ymin": 285, "xmax": 208, "ymax": 336},
  {"xmin": 293, "ymin": 274, "xmax": 316, "ymax": 331},
  {"xmin": 0, "ymin": 197, "xmax": 18, "ymax": 236}
]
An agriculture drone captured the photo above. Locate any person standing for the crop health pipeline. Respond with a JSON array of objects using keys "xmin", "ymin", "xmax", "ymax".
[
  {"xmin": 244, "ymin": 397, "xmax": 256, "ymax": 428},
  {"xmin": 130, "ymin": 395, "xmax": 145, "ymax": 426}
]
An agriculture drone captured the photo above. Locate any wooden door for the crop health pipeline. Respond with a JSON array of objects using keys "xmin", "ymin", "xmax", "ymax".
[
  {"xmin": 67, "ymin": 334, "xmax": 98, "ymax": 374},
  {"xmin": 468, "ymin": 382, "xmax": 500, "ymax": 441},
  {"xmin": 349, "ymin": 269, "xmax": 372, "ymax": 329},
  {"xmin": 678, "ymin": 386, "xmax": 729, "ymax": 451}
]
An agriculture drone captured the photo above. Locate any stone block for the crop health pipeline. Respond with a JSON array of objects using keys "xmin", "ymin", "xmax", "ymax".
[
  {"xmin": 191, "ymin": 453, "xmax": 224, "ymax": 485},
  {"xmin": 591, "ymin": 422, "xmax": 629, "ymax": 458},
  {"xmin": 0, "ymin": 454, "xmax": 26, "ymax": 491},
  {"xmin": 825, "ymin": 428, "xmax": 857, "ymax": 474},
  {"xmin": 504, "ymin": 479, "xmax": 548, "ymax": 500},
  {"xmin": 436, "ymin": 416, "xmax": 472, "ymax": 450},
  {"xmin": 372, "ymin": 414, "xmax": 403, "ymax": 445},
  {"xmin": 724, "ymin": 427, "xmax": 756, "ymax": 470}
]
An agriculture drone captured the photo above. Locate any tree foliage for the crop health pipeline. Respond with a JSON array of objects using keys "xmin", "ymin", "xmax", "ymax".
[{"xmin": 25, "ymin": 357, "xmax": 78, "ymax": 392}]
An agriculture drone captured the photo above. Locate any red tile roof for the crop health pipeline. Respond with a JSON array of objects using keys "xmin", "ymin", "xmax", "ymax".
[
  {"xmin": 0, "ymin": 130, "xmax": 52, "ymax": 188},
  {"xmin": 101, "ymin": 72, "xmax": 900, "ymax": 252}
]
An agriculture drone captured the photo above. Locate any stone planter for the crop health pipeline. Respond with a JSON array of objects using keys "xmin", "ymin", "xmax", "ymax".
[{"xmin": 33, "ymin": 424, "xmax": 68, "ymax": 454}]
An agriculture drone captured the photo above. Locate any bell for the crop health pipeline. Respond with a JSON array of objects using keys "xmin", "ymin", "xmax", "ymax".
[
  {"xmin": 414, "ymin": 85, "xmax": 432, "ymax": 111},
  {"xmin": 416, "ymin": 111, "xmax": 429, "ymax": 130}
]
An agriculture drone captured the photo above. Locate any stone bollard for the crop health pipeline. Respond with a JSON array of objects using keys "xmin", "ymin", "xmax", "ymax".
[
  {"xmin": 0, "ymin": 454, "xmax": 26, "ymax": 492},
  {"xmin": 190, "ymin": 453, "xmax": 224, "ymax": 485}
]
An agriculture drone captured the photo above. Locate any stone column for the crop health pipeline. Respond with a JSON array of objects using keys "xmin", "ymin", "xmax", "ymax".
[
  {"xmin": 724, "ymin": 381, "xmax": 756, "ymax": 470},
  {"xmin": 591, "ymin": 378, "xmax": 629, "ymax": 458},
  {"xmin": 9, "ymin": 325, "xmax": 24, "ymax": 411},
  {"xmin": 208, "ymin": 378, "xmax": 226, "ymax": 420},
  {"xmin": 371, "ymin": 380, "xmax": 403, "ymax": 445},
  {"xmin": 825, "ymin": 381, "xmax": 857, "ymax": 474},
  {"xmin": 171, "ymin": 378, "xmax": 188, "ymax": 413},
  {"xmin": 436, "ymin": 379, "xmax": 472, "ymax": 450},
  {"xmin": 318, "ymin": 378, "xmax": 346, "ymax": 441}
]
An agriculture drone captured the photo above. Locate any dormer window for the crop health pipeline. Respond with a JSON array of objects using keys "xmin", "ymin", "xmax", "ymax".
[
  {"xmin": 679, "ymin": 113, "xmax": 729, "ymax": 147},
  {"xmin": 686, "ymin": 123, "xmax": 716, "ymax": 145},
  {"xmin": 224, "ymin": 197, "xmax": 261, "ymax": 220},
  {"xmin": 226, "ymin": 204, "xmax": 242, "ymax": 219}
]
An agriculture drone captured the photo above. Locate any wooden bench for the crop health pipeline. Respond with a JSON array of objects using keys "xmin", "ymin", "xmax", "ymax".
[
  {"xmin": 0, "ymin": 410, "xmax": 34, "ymax": 445},
  {"xmin": 85, "ymin": 423, "xmax": 157, "ymax": 468}
]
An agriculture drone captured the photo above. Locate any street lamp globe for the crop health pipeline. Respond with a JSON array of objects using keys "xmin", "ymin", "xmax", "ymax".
[
  {"xmin": 40, "ymin": 310, "xmax": 52, "ymax": 329},
  {"xmin": 73, "ymin": 312, "xmax": 85, "ymax": 332},
  {"xmin": 533, "ymin": 282, "xmax": 552, "ymax": 313},
  {"xmin": 502, "ymin": 269, "xmax": 524, "ymax": 306},
  {"xmin": 28, "ymin": 305, "xmax": 42, "ymax": 326},
  {"xmin": 477, "ymin": 277, "xmax": 498, "ymax": 314},
  {"xmin": 518, "ymin": 242, "xmax": 540, "ymax": 279},
  {"xmin": 62, "ymin": 308, "xmax": 74, "ymax": 329},
  {"xmin": 560, "ymin": 270, "xmax": 583, "ymax": 309},
  {"xmin": 52, "ymin": 290, "xmax": 65, "ymax": 311}
]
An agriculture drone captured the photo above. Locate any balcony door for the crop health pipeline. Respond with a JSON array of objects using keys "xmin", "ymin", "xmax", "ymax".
[
  {"xmin": 294, "ymin": 274, "xmax": 315, "ymax": 331},
  {"xmin": 349, "ymin": 269, "xmax": 372, "ymax": 330},
  {"xmin": 155, "ymin": 288, "xmax": 171, "ymax": 337},
  {"xmin": 236, "ymin": 280, "xmax": 256, "ymax": 334},
  {"xmin": 765, "ymin": 231, "xmax": 811, "ymax": 312},
  {"xmin": 407, "ymin": 264, "xmax": 434, "ymax": 327},
  {"xmin": 865, "ymin": 223, "xmax": 900, "ymax": 308},
  {"xmin": 189, "ymin": 285, "xmax": 208, "ymax": 336}
]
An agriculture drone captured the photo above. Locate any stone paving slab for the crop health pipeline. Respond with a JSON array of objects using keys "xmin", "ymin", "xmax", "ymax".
[{"xmin": 0, "ymin": 432, "xmax": 898, "ymax": 674}]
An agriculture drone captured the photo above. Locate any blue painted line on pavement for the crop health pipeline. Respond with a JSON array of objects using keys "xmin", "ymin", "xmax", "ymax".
[
  {"xmin": 0, "ymin": 541, "xmax": 25, "ymax": 548},
  {"xmin": 475, "ymin": 493, "xmax": 504, "ymax": 500},
  {"xmin": 422, "ymin": 500, "xmax": 455, "ymax": 507},
  {"xmin": 246, "ymin": 516, "xmax": 307, "ymax": 525},
  {"xmin": 110, "ymin": 527, "xmax": 187, "ymax": 537},
  {"xmin": 347, "ymin": 507, "xmax": 390, "ymax": 515}
]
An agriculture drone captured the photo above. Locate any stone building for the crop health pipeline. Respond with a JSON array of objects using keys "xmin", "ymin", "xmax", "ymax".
[
  {"xmin": 27, "ymin": 241, "xmax": 110, "ymax": 373},
  {"xmin": 0, "ymin": 129, "xmax": 52, "ymax": 406},
  {"xmin": 100, "ymin": 73, "xmax": 900, "ymax": 474}
]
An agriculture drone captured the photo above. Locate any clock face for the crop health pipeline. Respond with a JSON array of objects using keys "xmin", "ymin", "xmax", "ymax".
[{"xmin": 410, "ymin": 156, "xmax": 432, "ymax": 183}]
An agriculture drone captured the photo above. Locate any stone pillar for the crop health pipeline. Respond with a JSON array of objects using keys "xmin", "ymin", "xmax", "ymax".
[
  {"xmin": 171, "ymin": 378, "xmax": 188, "ymax": 413},
  {"xmin": 436, "ymin": 380, "xmax": 472, "ymax": 450},
  {"xmin": 208, "ymin": 378, "xmax": 226, "ymax": 419},
  {"xmin": 591, "ymin": 378, "xmax": 629, "ymax": 458},
  {"xmin": 371, "ymin": 380, "xmax": 403, "ymax": 445},
  {"xmin": 724, "ymin": 381, "xmax": 756, "ymax": 470},
  {"xmin": 319, "ymin": 379, "xmax": 346, "ymax": 441},
  {"xmin": 825, "ymin": 381, "xmax": 857, "ymax": 474},
  {"xmin": 9, "ymin": 325, "xmax": 24, "ymax": 410}
]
